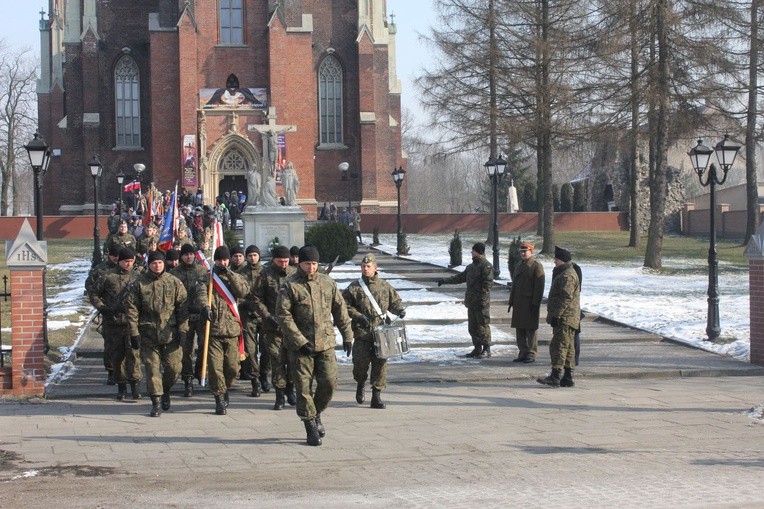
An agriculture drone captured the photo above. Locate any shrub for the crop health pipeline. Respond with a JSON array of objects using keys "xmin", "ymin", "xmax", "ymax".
[
  {"xmin": 561, "ymin": 183, "xmax": 574, "ymax": 212},
  {"xmin": 223, "ymin": 228, "xmax": 240, "ymax": 250},
  {"xmin": 372, "ymin": 225, "xmax": 381, "ymax": 246},
  {"xmin": 448, "ymin": 229, "xmax": 462, "ymax": 268},
  {"xmin": 305, "ymin": 221, "xmax": 358, "ymax": 263}
]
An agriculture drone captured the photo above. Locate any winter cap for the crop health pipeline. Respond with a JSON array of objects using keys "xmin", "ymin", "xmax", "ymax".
[
  {"xmin": 147, "ymin": 251, "xmax": 165, "ymax": 264},
  {"xmin": 472, "ymin": 242, "xmax": 486, "ymax": 255},
  {"xmin": 271, "ymin": 246, "xmax": 290, "ymax": 259},
  {"xmin": 245, "ymin": 245, "xmax": 261, "ymax": 256},
  {"xmin": 214, "ymin": 246, "xmax": 230, "ymax": 260},
  {"xmin": 230, "ymin": 245, "xmax": 245, "ymax": 256},
  {"xmin": 554, "ymin": 246, "xmax": 572, "ymax": 263},
  {"xmin": 298, "ymin": 246, "xmax": 320, "ymax": 263},
  {"xmin": 361, "ymin": 254, "xmax": 376, "ymax": 265},
  {"xmin": 290, "ymin": 246, "xmax": 300, "ymax": 257},
  {"xmin": 118, "ymin": 247, "xmax": 136, "ymax": 261},
  {"xmin": 165, "ymin": 249, "xmax": 180, "ymax": 262},
  {"xmin": 108, "ymin": 244, "xmax": 121, "ymax": 257},
  {"xmin": 519, "ymin": 242, "xmax": 534, "ymax": 252},
  {"xmin": 180, "ymin": 243, "xmax": 196, "ymax": 256}
]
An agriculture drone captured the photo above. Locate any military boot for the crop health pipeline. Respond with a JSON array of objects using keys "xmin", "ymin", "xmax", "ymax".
[
  {"xmin": 130, "ymin": 381, "xmax": 142, "ymax": 400},
  {"xmin": 259, "ymin": 373, "xmax": 271, "ymax": 393},
  {"xmin": 370, "ymin": 388, "xmax": 386, "ymax": 409},
  {"xmin": 465, "ymin": 345, "xmax": 483, "ymax": 358},
  {"xmin": 274, "ymin": 388, "xmax": 285, "ymax": 410},
  {"xmin": 560, "ymin": 368, "xmax": 575, "ymax": 388},
  {"xmin": 149, "ymin": 396, "xmax": 162, "ymax": 417},
  {"xmin": 304, "ymin": 419, "xmax": 322, "ymax": 446},
  {"xmin": 286, "ymin": 383, "xmax": 297, "ymax": 406},
  {"xmin": 183, "ymin": 379, "xmax": 194, "ymax": 397},
  {"xmin": 537, "ymin": 368, "xmax": 562, "ymax": 388},
  {"xmin": 116, "ymin": 383, "xmax": 127, "ymax": 401},
  {"xmin": 355, "ymin": 382, "xmax": 365, "ymax": 404},
  {"xmin": 214, "ymin": 394, "xmax": 227, "ymax": 415},
  {"xmin": 249, "ymin": 378, "xmax": 261, "ymax": 397},
  {"xmin": 223, "ymin": 391, "xmax": 230, "ymax": 408},
  {"xmin": 477, "ymin": 344, "xmax": 492, "ymax": 359},
  {"xmin": 161, "ymin": 392, "xmax": 171, "ymax": 411},
  {"xmin": 315, "ymin": 413, "xmax": 326, "ymax": 437}
]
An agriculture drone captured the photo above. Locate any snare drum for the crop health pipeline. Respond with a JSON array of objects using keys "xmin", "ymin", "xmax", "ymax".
[{"xmin": 373, "ymin": 323, "xmax": 409, "ymax": 359}]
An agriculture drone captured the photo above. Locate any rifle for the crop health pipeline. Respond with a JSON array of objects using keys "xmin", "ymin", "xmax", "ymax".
[{"xmin": 323, "ymin": 254, "xmax": 341, "ymax": 275}]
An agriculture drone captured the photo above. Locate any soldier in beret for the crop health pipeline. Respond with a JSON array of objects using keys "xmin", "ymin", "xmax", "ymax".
[{"xmin": 508, "ymin": 242, "xmax": 545, "ymax": 363}]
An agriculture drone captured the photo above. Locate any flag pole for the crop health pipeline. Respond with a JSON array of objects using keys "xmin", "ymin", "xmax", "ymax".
[{"xmin": 199, "ymin": 222, "xmax": 217, "ymax": 388}]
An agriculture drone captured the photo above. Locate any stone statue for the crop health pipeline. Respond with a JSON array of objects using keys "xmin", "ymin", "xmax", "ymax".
[
  {"xmin": 265, "ymin": 129, "xmax": 279, "ymax": 175},
  {"xmin": 260, "ymin": 173, "xmax": 281, "ymax": 207},
  {"xmin": 282, "ymin": 162, "xmax": 299, "ymax": 206},
  {"xmin": 246, "ymin": 162, "xmax": 261, "ymax": 207}
]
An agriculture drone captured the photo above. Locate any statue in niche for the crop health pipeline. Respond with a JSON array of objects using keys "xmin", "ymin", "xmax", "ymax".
[{"xmin": 282, "ymin": 162, "xmax": 299, "ymax": 206}]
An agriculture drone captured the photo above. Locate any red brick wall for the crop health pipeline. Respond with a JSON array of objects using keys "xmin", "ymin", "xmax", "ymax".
[
  {"xmin": 0, "ymin": 216, "xmax": 109, "ymax": 241},
  {"xmin": 750, "ymin": 259, "xmax": 764, "ymax": 366}
]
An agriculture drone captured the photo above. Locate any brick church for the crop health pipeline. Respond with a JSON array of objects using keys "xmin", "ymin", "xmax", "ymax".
[{"xmin": 37, "ymin": 0, "xmax": 407, "ymax": 218}]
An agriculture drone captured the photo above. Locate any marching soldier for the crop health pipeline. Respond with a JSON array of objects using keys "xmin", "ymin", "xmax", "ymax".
[
  {"xmin": 170, "ymin": 243, "xmax": 209, "ymax": 397},
  {"xmin": 86, "ymin": 243, "xmax": 121, "ymax": 385},
  {"xmin": 206, "ymin": 246, "xmax": 250, "ymax": 415},
  {"xmin": 276, "ymin": 246, "xmax": 353, "ymax": 446},
  {"xmin": 236, "ymin": 244, "xmax": 264, "ymax": 397},
  {"xmin": 104, "ymin": 219, "xmax": 137, "ymax": 255},
  {"xmin": 343, "ymin": 254, "xmax": 405, "ymax": 409},
  {"xmin": 138, "ymin": 223, "xmax": 159, "ymax": 255},
  {"xmin": 125, "ymin": 251, "xmax": 189, "ymax": 417},
  {"xmin": 91, "ymin": 248, "xmax": 142, "ymax": 400},
  {"xmin": 252, "ymin": 245, "xmax": 296, "ymax": 410}
]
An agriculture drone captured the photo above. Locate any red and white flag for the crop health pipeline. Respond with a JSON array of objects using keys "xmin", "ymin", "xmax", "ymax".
[{"xmin": 124, "ymin": 180, "xmax": 141, "ymax": 193}]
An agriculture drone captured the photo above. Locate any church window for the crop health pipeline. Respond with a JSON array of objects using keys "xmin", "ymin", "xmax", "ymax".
[
  {"xmin": 318, "ymin": 55, "xmax": 344, "ymax": 145},
  {"xmin": 220, "ymin": 0, "xmax": 244, "ymax": 45},
  {"xmin": 114, "ymin": 55, "xmax": 141, "ymax": 147},
  {"xmin": 222, "ymin": 149, "xmax": 246, "ymax": 173}
]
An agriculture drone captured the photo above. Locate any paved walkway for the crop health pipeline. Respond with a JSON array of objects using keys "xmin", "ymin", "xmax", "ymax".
[{"xmin": 2, "ymin": 247, "xmax": 763, "ymax": 508}]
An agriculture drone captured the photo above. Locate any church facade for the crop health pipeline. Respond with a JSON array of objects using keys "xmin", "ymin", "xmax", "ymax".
[{"xmin": 37, "ymin": 0, "xmax": 407, "ymax": 218}]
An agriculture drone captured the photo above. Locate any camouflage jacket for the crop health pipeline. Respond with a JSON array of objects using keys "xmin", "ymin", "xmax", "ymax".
[
  {"xmin": 343, "ymin": 273, "xmax": 404, "ymax": 338},
  {"xmin": 276, "ymin": 268, "xmax": 353, "ymax": 352},
  {"xmin": 138, "ymin": 235, "xmax": 158, "ymax": 255},
  {"xmin": 92, "ymin": 267, "xmax": 139, "ymax": 326},
  {"xmin": 85, "ymin": 259, "xmax": 117, "ymax": 302},
  {"xmin": 209, "ymin": 267, "xmax": 250, "ymax": 338},
  {"xmin": 236, "ymin": 262, "xmax": 264, "ymax": 320},
  {"xmin": 252, "ymin": 263, "xmax": 296, "ymax": 334},
  {"xmin": 125, "ymin": 269, "xmax": 189, "ymax": 342},
  {"xmin": 546, "ymin": 262, "xmax": 580, "ymax": 330},
  {"xmin": 443, "ymin": 255, "xmax": 493, "ymax": 308},
  {"xmin": 170, "ymin": 262, "xmax": 209, "ymax": 320},
  {"xmin": 104, "ymin": 232, "xmax": 137, "ymax": 253}
]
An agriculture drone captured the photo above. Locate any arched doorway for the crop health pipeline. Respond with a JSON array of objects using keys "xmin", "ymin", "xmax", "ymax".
[
  {"xmin": 219, "ymin": 175, "xmax": 247, "ymax": 202},
  {"xmin": 205, "ymin": 133, "xmax": 261, "ymax": 203}
]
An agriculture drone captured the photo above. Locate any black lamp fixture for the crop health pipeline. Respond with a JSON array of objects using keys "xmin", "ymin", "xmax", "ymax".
[
  {"xmin": 89, "ymin": 156, "xmax": 103, "ymax": 266},
  {"xmin": 483, "ymin": 153, "xmax": 507, "ymax": 279},
  {"xmin": 24, "ymin": 132, "xmax": 52, "ymax": 241},
  {"xmin": 392, "ymin": 166, "xmax": 406, "ymax": 255}
]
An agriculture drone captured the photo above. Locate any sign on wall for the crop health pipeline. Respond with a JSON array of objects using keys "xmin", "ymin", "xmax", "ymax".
[
  {"xmin": 199, "ymin": 87, "xmax": 268, "ymax": 110},
  {"xmin": 182, "ymin": 135, "xmax": 197, "ymax": 187}
]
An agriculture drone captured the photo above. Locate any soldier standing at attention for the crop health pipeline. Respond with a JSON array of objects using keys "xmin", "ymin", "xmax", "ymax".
[
  {"xmin": 537, "ymin": 246, "xmax": 580, "ymax": 388},
  {"xmin": 252, "ymin": 246, "xmax": 297, "ymax": 410},
  {"xmin": 438, "ymin": 242, "xmax": 494, "ymax": 358},
  {"xmin": 170, "ymin": 243, "xmax": 210, "ymax": 397},
  {"xmin": 508, "ymin": 242, "xmax": 545, "ymax": 363},
  {"xmin": 86, "ymin": 243, "xmax": 121, "ymax": 385},
  {"xmin": 276, "ymin": 246, "xmax": 353, "ymax": 446},
  {"xmin": 343, "ymin": 254, "xmax": 405, "ymax": 409},
  {"xmin": 92, "ymin": 248, "xmax": 142, "ymax": 401},
  {"xmin": 207, "ymin": 246, "xmax": 251, "ymax": 415},
  {"xmin": 126, "ymin": 250, "xmax": 189, "ymax": 417},
  {"xmin": 236, "ymin": 244, "xmax": 264, "ymax": 397}
]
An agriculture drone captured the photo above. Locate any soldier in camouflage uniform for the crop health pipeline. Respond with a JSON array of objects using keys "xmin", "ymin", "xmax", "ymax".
[
  {"xmin": 343, "ymin": 254, "xmax": 405, "ymax": 409},
  {"xmin": 438, "ymin": 242, "xmax": 494, "ymax": 358},
  {"xmin": 236, "ymin": 244, "xmax": 264, "ymax": 397},
  {"xmin": 252, "ymin": 245, "xmax": 296, "ymax": 410},
  {"xmin": 91, "ymin": 248, "xmax": 142, "ymax": 400},
  {"xmin": 86, "ymin": 243, "xmax": 121, "ymax": 384},
  {"xmin": 104, "ymin": 219, "xmax": 137, "ymax": 256},
  {"xmin": 276, "ymin": 246, "xmax": 353, "ymax": 446},
  {"xmin": 537, "ymin": 246, "xmax": 580, "ymax": 388},
  {"xmin": 206, "ymin": 245, "xmax": 250, "ymax": 415},
  {"xmin": 170, "ymin": 243, "xmax": 209, "ymax": 397},
  {"xmin": 125, "ymin": 250, "xmax": 190, "ymax": 417},
  {"xmin": 138, "ymin": 223, "xmax": 159, "ymax": 256}
]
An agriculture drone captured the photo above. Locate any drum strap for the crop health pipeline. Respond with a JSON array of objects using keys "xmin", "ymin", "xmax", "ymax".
[{"xmin": 358, "ymin": 278, "xmax": 391, "ymax": 321}]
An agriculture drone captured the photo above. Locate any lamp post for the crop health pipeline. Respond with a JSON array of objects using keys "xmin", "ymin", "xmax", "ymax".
[
  {"xmin": 116, "ymin": 170, "xmax": 126, "ymax": 218},
  {"xmin": 89, "ymin": 156, "xmax": 103, "ymax": 266},
  {"xmin": 687, "ymin": 134, "xmax": 741, "ymax": 340},
  {"xmin": 24, "ymin": 132, "xmax": 52, "ymax": 240},
  {"xmin": 484, "ymin": 154, "xmax": 507, "ymax": 279},
  {"xmin": 392, "ymin": 166, "xmax": 406, "ymax": 255},
  {"xmin": 338, "ymin": 161, "xmax": 352, "ymax": 210}
]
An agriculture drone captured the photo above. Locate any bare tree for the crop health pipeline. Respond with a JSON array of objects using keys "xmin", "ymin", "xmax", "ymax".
[{"xmin": 0, "ymin": 43, "xmax": 37, "ymax": 216}]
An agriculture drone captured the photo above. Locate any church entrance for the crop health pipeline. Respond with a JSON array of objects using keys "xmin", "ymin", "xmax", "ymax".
[{"xmin": 218, "ymin": 175, "xmax": 247, "ymax": 202}]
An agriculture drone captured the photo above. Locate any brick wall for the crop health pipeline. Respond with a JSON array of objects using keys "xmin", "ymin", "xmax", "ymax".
[{"xmin": 0, "ymin": 216, "xmax": 109, "ymax": 241}]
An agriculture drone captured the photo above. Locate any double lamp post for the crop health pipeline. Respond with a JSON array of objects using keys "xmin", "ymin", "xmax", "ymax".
[{"xmin": 687, "ymin": 134, "xmax": 741, "ymax": 341}]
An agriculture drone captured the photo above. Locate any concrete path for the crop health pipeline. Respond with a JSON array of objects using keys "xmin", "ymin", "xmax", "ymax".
[{"xmin": 2, "ymin": 246, "xmax": 763, "ymax": 508}]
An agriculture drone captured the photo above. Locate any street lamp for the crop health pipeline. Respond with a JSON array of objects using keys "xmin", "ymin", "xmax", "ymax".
[
  {"xmin": 89, "ymin": 156, "xmax": 103, "ymax": 266},
  {"xmin": 338, "ymin": 161, "xmax": 352, "ymax": 210},
  {"xmin": 687, "ymin": 134, "xmax": 741, "ymax": 340},
  {"xmin": 484, "ymin": 153, "xmax": 507, "ymax": 279},
  {"xmin": 116, "ymin": 170, "xmax": 126, "ymax": 217},
  {"xmin": 24, "ymin": 132, "xmax": 52, "ymax": 241},
  {"xmin": 392, "ymin": 166, "xmax": 406, "ymax": 255}
]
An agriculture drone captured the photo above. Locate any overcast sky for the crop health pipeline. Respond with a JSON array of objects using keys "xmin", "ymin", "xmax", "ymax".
[{"xmin": 0, "ymin": 1, "xmax": 433, "ymax": 123}]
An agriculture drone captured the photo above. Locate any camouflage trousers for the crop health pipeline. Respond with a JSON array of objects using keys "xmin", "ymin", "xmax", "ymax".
[
  {"xmin": 549, "ymin": 325, "xmax": 576, "ymax": 370},
  {"xmin": 207, "ymin": 336, "xmax": 240, "ymax": 396},
  {"xmin": 352, "ymin": 335, "xmax": 387, "ymax": 390},
  {"xmin": 139, "ymin": 336, "xmax": 182, "ymax": 397},
  {"xmin": 240, "ymin": 317, "xmax": 260, "ymax": 380},
  {"xmin": 103, "ymin": 324, "xmax": 141, "ymax": 383},
  {"xmin": 258, "ymin": 333, "xmax": 271, "ymax": 377},
  {"xmin": 288, "ymin": 348, "xmax": 337, "ymax": 421},
  {"xmin": 467, "ymin": 305, "xmax": 491, "ymax": 346},
  {"xmin": 266, "ymin": 332, "xmax": 291, "ymax": 389},
  {"xmin": 182, "ymin": 318, "xmax": 206, "ymax": 382}
]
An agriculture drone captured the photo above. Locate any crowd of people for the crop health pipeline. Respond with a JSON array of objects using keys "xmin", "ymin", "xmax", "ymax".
[{"xmin": 318, "ymin": 202, "xmax": 363, "ymax": 244}]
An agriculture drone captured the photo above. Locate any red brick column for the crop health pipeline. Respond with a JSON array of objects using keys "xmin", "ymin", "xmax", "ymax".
[
  {"xmin": 749, "ymin": 258, "xmax": 764, "ymax": 366},
  {"xmin": 3, "ymin": 268, "xmax": 47, "ymax": 395}
]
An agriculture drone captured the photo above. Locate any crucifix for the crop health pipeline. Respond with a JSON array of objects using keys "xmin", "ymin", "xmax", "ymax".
[{"xmin": 246, "ymin": 107, "xmax": 297, "ymax": 206}]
